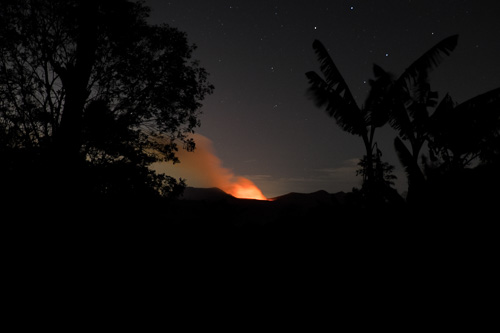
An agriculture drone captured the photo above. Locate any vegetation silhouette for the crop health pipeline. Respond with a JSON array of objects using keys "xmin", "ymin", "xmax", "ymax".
[
  {"xmin": 379, "ymin": 35, "xmax": 500, "ymax": 209},
  {"xmin": 423, "ymin": 87, "xmax": 500, "ymax": 212},
  {"xmin": 1, "ymin": 1, "xmax": 498, "ymax": 228},
  {"xmin": 306, "ymin": 40, "xmax": 397, "ymax": 206},
  {"xmin": 0, "ymin": 0, "xmax": 213, "ymax": 218},
  {"xmin": 307, "ymin": 34, "xmax": 500, "ymax": 215},
  {"xmin": 381, "ymin": 35, "xmax": 459, "ymax": 203}
]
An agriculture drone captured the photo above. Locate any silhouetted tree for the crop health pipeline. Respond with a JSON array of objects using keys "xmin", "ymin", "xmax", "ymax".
[
  {"xmin": 306, "ymin": 34, "xmax": 499, "ymax": 214},
  {"xmin": 375, "ymin": 35, "xmax": 459, "ymax": 203},
  {"xmin": 306, "ymin": 40, "xmax": 392, "ymax": 194},
  {"xmin": 0, "ymin": 0, "xmax": 213, "ymax": 204},
  {"xmin": 381, "ymin": 35, "xmax": 500, "ymax": 206},
  {"xmin": 355, "ymin": 148, "xmax": 400, "ymax": 207},
  {"xmin": 356, "ymin": 151, "xmax": 397, "ymax": 188},
  {"xmin": 421, "ymin": 88, "xmax": 500, "ymax": 210},
  {"xmin": 427, "ymin": 88, "xmax": 500, "ymax": 171}
]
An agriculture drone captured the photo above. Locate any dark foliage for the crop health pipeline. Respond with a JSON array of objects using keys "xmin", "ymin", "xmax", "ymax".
[
  {"xmin": 306, "ymin": 40, "xmax": 396, "ymax": 203},
  {"xmin": 427, "ymin": 88, "xmax": 500, "ymax": 170},
  {"xmin": 0, "ymin": 0, "xmax": 213, "ymax": 212},
  {"xmin": 306, "ymin": 34, "xmax": 499, "ymax": 214},
  {"xmin": 396, "ymin": 35, "xmax": 458, "ymax": 94},
  {"xmin": 370, "ymin": 36, "xmax": 458, "ymax": 202},
  {"xmin": 306, "ymin": 40, "xmax": 366, "ymax": 137}
]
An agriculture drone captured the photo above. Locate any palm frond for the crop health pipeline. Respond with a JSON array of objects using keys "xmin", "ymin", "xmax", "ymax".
[
  {"xmin": 312, "ymin": 40, "xmax": 357, "ymax": 107},
  {"xmin": 372, "ymin": 63, "xmax": 389, "ymax": 79},
  {"xmin": 397, "ymin": 35, "xmax": 458, "ymax": 90},
  {"xmin": 389, "ymin": 98, "xmax": 414, "ymax": 141},
  {"xmin": 455, "ymin": 87, "xmax": 500, "ymax": 113},
  {"xmin": 388, "ymin": 36, "xmax": 457, "ymax": 143},
  {"xmin": 430, "ymin": 94, "xmax": 454, "ymax": 126},
  {"xmin": 306, "ymin": 71, "xmax": 366, "ymax": 136},
  {"xmin": 365, "ymin": 64, "xmax": 393, "ymax": 128},
  {"xmin": 453, "ymin": 87, "xmax": 500, "ymax": 155},
  {"xmin": 305, "ymin": 71, "xmax": 331, "ymax": 108}
]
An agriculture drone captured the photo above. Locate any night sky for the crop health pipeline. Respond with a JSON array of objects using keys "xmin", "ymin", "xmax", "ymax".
[{"xmin": 146, "ymin": 0, "xmax": 500, "ymax": 198}]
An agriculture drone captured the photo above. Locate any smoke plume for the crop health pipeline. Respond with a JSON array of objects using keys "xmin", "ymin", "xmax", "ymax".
[{"xmin": 153, "ymin": 134, "xmax": 267, "ymax": 200}]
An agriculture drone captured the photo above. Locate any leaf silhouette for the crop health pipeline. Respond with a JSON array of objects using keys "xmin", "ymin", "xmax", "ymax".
[
  {"xmin": 451, "ymin": 88, "xmax": 499, "ymax": 156},
  {"xmin": 454, "ymin": 87, "xmax": 500, "ymax": 114},
  {"xmin": 397, "ymin": 35, "xmax": 458, "ymax": 90},
  {"xmin": 306, "ymin": 70, "xmax": 366, "ymax": 136},
  {"xmin": 394, "ymin": 137, "xmax": 425, "ymax": 189},
  {"xmin": 388, "ymin": 35, "xmax": 459, "ymax": 165},
  {"xmin": 365, "ymin": 64, "xmax": 393, "ymax": 128},
  {"xmin": 312, "ymin": 39, "xmax": 357, "ymax": 105},
  {"xmin": 306, "ymin": 40, "xmax": 369, "ymax": 137}
]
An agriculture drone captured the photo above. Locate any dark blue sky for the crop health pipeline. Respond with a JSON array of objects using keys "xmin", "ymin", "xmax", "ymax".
[{"xmin": 146, "ymin": 0, "xmax": 500, "ymax": 197}]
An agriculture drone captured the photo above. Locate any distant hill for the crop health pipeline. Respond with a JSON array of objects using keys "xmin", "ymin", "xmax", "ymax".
[
  {"xmin": 271, "ymin": 190, "xmax": 340, "ymax": 208},
  {"xmin": 178, "ymin": 187, "xmax": 346, "ymax": 219},
  {"xmin": 171, "ymin": 187, "xmax": 362, "ymax": 230},
  {"xmin": 180, "ymin": 187, "xmax": 236, "ymax": 201},
  {"xmin": 178, "ymin": 187, "xmax": 409, "ymax": 212},
  {"xmin": 180, "ymin": 187, "xmax": 343, "ymax": 208}
]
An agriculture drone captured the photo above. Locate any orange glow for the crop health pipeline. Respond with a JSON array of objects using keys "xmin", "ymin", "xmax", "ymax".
[
  {"xmin": 223, "ymin": 177, "xmax": 267, "ymax": 200},
  {"xmin": 153, "ymin": 134, "xmax": 269, "ymax": 201}
]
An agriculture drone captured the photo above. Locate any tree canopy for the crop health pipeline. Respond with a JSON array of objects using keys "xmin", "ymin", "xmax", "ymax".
[{"xmin": 0, "ymin": 0, "xmax": 213, "ymax": 205}]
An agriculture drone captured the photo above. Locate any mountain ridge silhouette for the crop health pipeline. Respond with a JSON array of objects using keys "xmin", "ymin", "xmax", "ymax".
[
  {"xmin": 180, "ymin": 186, "xmax": 344, "ymax": 205},
  {"xmin": 181, "ymin": 187, "xmax": 236, "ymax": 201}
]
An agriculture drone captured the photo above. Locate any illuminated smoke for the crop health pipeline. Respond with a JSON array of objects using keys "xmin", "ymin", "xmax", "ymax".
[{"xmin": 153, "ymin": 134, "xmax": 267, "ymax": 200}]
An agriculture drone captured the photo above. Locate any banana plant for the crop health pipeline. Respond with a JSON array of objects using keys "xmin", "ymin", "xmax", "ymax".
[
  {"xmin": 387, "ymin": 35, "xmax": 457, "ymax": 151},
  {"xmin": 428, "ymin": 87, "xmax": 500, "ymax": 171},
  {"xmin": 306, "ymin": 40, "xmax": 392, "ymax": 187},
  {"xmin": 387, "ymin": 35, "xmax": 459, "ymax": 201}
]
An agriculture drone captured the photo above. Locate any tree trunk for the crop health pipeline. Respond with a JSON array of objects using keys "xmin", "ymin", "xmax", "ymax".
[
  {"xmin": 362, "ymin": 133, "xmax": 374, "ymax": 186},
  {"xmin": 56, "ymin": 1, "xmax": 99, "ymax": 162},
  {"xmin": 51, "ymin": 1, "xmax": 99, "ymax": 204}
]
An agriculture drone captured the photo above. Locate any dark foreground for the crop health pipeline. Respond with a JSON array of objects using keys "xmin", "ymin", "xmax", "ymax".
[
  {"xmin": 2, "ymin": 187, "xmax": 496, "ymax": 332},
  {"xmin": 3, "ymin": 186, "xmax": 497, "ymax": 258}
]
